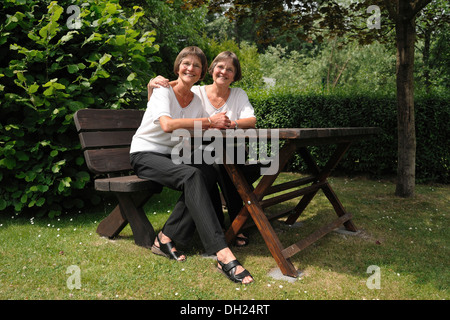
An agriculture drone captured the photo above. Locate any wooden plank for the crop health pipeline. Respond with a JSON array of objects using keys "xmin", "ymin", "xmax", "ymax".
[
  {"xmin": 321, "ymin": 183, "xmax": 357, "ymax": 232},
  {"xmin": 282, "ymin": 212, "xmax": 353, "ymax": 259},
  {"xmin": 317, "ymin": 143, "xmax": 351, "ymax": 182},
  {"xmin": 277, "ymin": 127, "xmax": 382, "ymax": 140},
  {"xmin": 83, "ymin": 148, "xmax": 132, "ymax": 174},
  {"xmin": 116, "ymin": 193, "xmax": 156, "ymax": 248},
  {"xmin": 242, "ymin": 206, "xmax": 296, "ymax": 230},
  {"xmin": 108, "ymin": 176, "xmax": 162, "ymax": 193},
  {"xmin": 264, "ymin": 176, "xmax": 317, "ymax": 196},
  {"xmin": 96, "ymin": 192, "xmax": 156, "ymax": 241},
  {"xmin": 79, "ymin": 131, "xmax": 136, "ymax": 149},
  {"xmin": 96, "ymin": 204, "xmax": 128, "ymax": 238},
  {"xmin": 225, "ymin": 140, "xmax": 298, "ymax": 244},
  {"xmin": 285, "ymin": 143, "xmax": 351, "ymax": 225},
  {"xmin": 253, "ymin": 140, "xmax": 298, "ymax": 198},
  {"xmin": 285, "ymin": 190, "xmax": 319, "ymax": 225},
  {"xmin": 190, "ymin": 127, "xmax": 381, "ymax": 141},
  {"xmin": 95, "ymin": 175, "xmax": 163, "ymax": 193},
  {"xmin": 74, "ymin": 109, "xmax": 144, "ymax": 131},
  {"xmin": 223, "ymin": 140, "xmax": 300, "ymax": 277},
  {"xmin": 225, "ymin": 163, "xmax": 299, "ymax": 277},
  {"xmin": 260, "ymin": 181, "xmax": 327, "ymax": 208},
  {"xmin": 297, "ymin": 147, "xmax": 321, "ymax": 175}
]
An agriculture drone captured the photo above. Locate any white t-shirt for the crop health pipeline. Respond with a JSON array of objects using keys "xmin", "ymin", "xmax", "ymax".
[
  {"xmin": 191, "ymin": 86, "xmax": 255, "ymax": 121},
  {"xmin": 130, "ymin": 86, "xmax": 204, "ymax": 154}
]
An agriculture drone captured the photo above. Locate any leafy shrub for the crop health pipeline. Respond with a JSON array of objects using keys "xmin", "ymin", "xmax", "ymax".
[
  {"xmin": 249, "ymin": 89, "xmax": 450, "ymax": 184},
  {"xmin": 259, "ymin": 41, "xmax": 397, "ymax": 95},
  {"xmin": 0, "ymin": 0, "xmax": 160, "ymax": 217}
]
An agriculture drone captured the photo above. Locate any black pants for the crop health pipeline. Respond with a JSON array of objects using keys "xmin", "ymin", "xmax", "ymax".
[{"xmin": 130, "ymin": 151, "xmax": 227, "ymax": 255}]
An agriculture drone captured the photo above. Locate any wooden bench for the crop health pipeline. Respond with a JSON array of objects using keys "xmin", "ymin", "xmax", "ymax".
[{"xmin": 74, "ymin": 108, "xmax": 162, "ymax": 248}]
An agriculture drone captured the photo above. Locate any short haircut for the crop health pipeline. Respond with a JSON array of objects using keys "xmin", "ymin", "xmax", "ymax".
[
  {"xmin": 208, "ymin": 51, "xmax": 242, "ymax": 83},
  {"xmin": 173, "ymin": 46, "xmax": 208, "ymax": 80}
]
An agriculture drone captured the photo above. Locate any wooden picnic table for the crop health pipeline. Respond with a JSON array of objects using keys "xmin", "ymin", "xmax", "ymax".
[
  {"xmin": 200, "ymin": 127, "xmax": 381, "ymax": 278},
  {"xmin": 75, "ymin": 109, "xmax": 379, "ymax": 277}
]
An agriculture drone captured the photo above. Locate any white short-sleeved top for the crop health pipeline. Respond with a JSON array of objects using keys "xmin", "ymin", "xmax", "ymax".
[
  {"xmin": 191, "ymin": 86, "xmax": 255, "ymax": 121},
  {"xmin": 130, "ymin": 86, "xmax": 204, "ymax": 155}
]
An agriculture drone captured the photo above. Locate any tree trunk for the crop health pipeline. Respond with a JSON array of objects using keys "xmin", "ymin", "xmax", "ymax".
[{"xmin": 394, "ymin": 1, "xmax": 416, "ymax": 198}]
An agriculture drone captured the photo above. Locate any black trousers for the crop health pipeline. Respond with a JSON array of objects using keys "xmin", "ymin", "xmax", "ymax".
[{"xmin": 130, "ymin": 151, "xmax": 227, "ymax": 255}]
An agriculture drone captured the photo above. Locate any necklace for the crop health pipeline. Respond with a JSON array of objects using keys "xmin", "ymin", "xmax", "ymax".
[{"xmin": 206, "ymin": 85, "xmax": 230, "ymax": 109}]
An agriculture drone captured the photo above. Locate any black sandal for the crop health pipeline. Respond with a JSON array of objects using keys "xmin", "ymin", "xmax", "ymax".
[
  {"xmin": 217, "ymin": 259, "xmax": 253, "ymax": 283},
  {"xmin": 151, "ymin": 234, "xmax": 185, "ymax": 262},
  {"xmin": 234, "ymin": 234, "xmax": 249, "ymax": 247}
]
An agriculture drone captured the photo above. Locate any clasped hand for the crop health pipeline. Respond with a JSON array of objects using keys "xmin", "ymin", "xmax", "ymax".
[{"xmin": 209, "ymin": 112, "xmax": 232, "ymax": 129}]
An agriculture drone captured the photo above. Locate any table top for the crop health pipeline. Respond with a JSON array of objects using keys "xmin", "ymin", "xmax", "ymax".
[{"xmin": 191, "ymin": 127, "xmax": 381, "ymax": 140}]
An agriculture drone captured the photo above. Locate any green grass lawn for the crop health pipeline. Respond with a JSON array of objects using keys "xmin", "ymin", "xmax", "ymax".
[{"xmin": 0, "ymin": 173, "xmax": 448, "ymax": 300}]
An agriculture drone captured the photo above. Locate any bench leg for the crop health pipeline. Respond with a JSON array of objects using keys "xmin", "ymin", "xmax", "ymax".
[
  {"xmin": 96, "ymin": 204, "xmax": 128, "ymax": 239},
  {"xmin": 115, "ymin": 193, "xmax": 156, "ymax": 248}
]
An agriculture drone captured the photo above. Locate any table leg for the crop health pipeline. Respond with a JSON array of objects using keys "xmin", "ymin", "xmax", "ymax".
[
  {"xmin": 224, "ymin": 163, "xmax": 299, "ymax": 277},
  {"xmin": 223, "ymin": 140, "xmax": 299, "ymax": 277},
  {"xmin": 321, "ymin": 183, "xmax": 357, "ymax": 231},
  {"xmin": 224, "ymin": 139, "xmax": 298, "ymax": 243},
  {"xmin": 285, "ymin": 142, "xmax": 357, "ymax": 231}
]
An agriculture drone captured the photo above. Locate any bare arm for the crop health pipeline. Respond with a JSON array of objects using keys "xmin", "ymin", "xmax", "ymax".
[
  {"xmin": 234, "ymin": 117, "xmax": 256, "ymax": 129},
  {"xmin": 159, "ymin": 115, "xmax": 209, "ymax": 132},
  {"xmin": 159, "ymin": 112, "xmax": 232, "ymax": 133}
]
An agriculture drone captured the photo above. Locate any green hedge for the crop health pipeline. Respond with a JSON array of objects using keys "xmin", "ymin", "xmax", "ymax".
[
  {"xmin": 249, "ymin": 90, "xmax": 450, "ymax": 184},
  {"xmin": 0, "ymin": 0, "xmax": 159, "ymax": 217}
]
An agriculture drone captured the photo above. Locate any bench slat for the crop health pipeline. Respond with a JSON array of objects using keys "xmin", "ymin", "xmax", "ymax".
[
  {"xmin": 95, "ymin": 175, "xmax": 163, "ymax": 193},
  {"xmin": 79, "ymin": 131, "xmax": 136, "ymax": 149},
  {"xmin": 74, "ymin": 109, "xmax": 163, "ymax": 248},
  {"xmin": 74, "ymin": 109, "xmax": 144, "ymax": 131},
  {"xmin": 84, "ymin": 148, "xmax": 132, "ymax": 174}
]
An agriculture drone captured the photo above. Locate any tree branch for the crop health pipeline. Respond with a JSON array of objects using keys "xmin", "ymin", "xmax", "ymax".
[
  {"xmin": 383, "ymin": 0, "xmax": 398, "ymax": 20},
  {"xmin": 411, "ymin": 0, "xmax": 433, "ymax": 18}
]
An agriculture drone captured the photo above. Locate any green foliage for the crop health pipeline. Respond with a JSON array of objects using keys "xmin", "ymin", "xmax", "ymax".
[
  {"xmin": 426, "ymin": 24, "xmax": 450, "ymax": 91},
  {"xmin": 415, "ymin": 93, "xmax": 450, "ymax": 182},
  {"xmin": 260, "ymin": 40, "xmax": 397, "ymax": 95},
  {"xmin": 0, "ymin": 0, "xmax": 160, "ymax": 217},
  {"xmin": 119, "ymin": 0, "xmax": 209, "ymax": 78},
  {"xmin": 249, "ymin": 89, "xmax": 450, "ymax": 183}
]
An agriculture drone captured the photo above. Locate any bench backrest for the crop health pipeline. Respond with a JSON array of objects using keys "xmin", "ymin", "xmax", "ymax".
[{"xmin": 74, "ymin": 109, "xmax": 144, "ymax": 175}]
